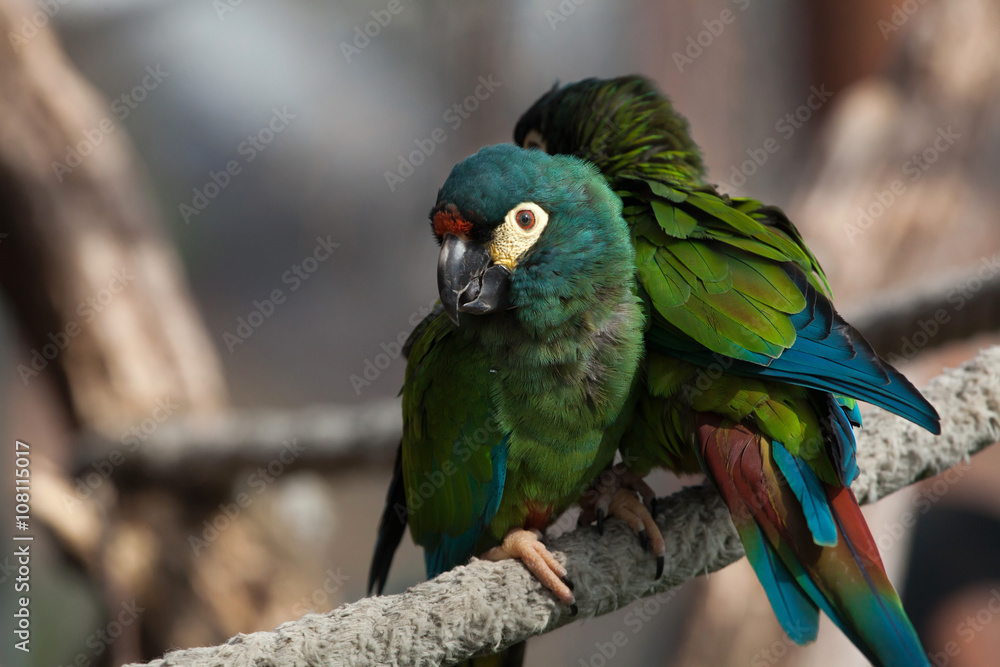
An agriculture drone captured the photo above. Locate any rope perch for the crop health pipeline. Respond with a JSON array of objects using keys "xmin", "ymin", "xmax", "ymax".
[{"xmin": 125, "ymin": 346, "xmax": 1000, "ymax": 667}]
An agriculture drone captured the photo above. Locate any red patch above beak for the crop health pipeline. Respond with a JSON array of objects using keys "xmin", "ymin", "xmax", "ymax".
[{"xmin": 433, "ymin": 207, "xmax": 473, "ymax": 238}]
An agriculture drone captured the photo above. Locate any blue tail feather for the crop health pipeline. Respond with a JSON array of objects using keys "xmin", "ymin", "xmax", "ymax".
[
  {"xmin": 771, "ymin": 441, "xmax": 837, "ymax": 546},
  {"xmin": 742, "ymin": 521, "xmax": 819, "ymax": 644}
]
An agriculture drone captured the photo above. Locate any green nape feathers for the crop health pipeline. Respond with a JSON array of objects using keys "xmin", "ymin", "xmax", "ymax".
[{"xmin": 514, "ymin": 76, "xmax": 706, "ymax": 187}]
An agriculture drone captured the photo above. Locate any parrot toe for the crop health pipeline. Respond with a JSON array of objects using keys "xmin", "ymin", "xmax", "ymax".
[
  {"xmin": 608, "ymin": 488, "xmax": 666, "ymax": 577},
  {"xmin": 578, "ymin": 464, "xmax": 665, "ymax": 578},
  {"xmin": 481, "ymin": 528, "xmax": 576, "ymax": 607}
]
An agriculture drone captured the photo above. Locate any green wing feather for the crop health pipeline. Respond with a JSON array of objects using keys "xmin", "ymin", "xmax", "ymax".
[{"xmin": 402, "ymin": 309, "xmax": 508, "ymax": 573}]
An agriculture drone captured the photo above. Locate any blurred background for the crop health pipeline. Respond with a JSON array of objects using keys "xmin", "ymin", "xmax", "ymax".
[{"xmin": 1, "ymin": 0, "xmax": 999, "ymax": 665}]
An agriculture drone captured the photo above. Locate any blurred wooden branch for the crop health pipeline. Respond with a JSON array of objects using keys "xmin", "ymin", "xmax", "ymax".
[
  {"xmin": 125, "ymin": 346, "xmax": 1000, "ymax": 667},
  {"xmin": 847, "ymin": 261, "xmax": 1000, "ymax": 360},
  {"xmin": 790, "ymin": 0, "xmax": 1000, "ymax": 304},
  {"xmin": 0, "ymin": 2, "xmax": 234, "ymax": 662},
  {"xmin": 76, "ymin": 399, "xmax": 401, "ymax": 486},
  {"xmin": 0, "ymin": 0, "xmax": 227, "ymax": 435}
]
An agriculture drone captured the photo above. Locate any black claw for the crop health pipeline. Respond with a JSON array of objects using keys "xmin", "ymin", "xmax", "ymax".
[
  {"xmin": 655, "ymin": 555, "xmax": 665, "ymax": 580},
  {"xmin": 637, "ymin": 528, "xmax": 649, "ymax": 552},
  {"xmin": 569, "ymin": 603, "xmax": 579, "ymax": 617},
  {"xmin": 561, "ymin": 574, "xmax": 575, "ymax": 591},
  {"xmin": 596, "ymin": 507, "xmax": 606, "ymax": 535}
]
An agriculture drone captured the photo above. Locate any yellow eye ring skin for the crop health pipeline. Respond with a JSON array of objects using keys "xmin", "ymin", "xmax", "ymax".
[{"xmin": 487, "ymin": 202, "xmax": 550, "ymax": 271}]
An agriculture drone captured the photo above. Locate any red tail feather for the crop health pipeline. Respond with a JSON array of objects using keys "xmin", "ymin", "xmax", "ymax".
[{"xmin": 694, "ymin": 413, "xmax": 928, "ymax": 666}]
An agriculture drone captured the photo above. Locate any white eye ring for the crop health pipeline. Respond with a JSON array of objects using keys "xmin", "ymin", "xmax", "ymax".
[
  {"xmin": 523, "ymin": 129, "xmax": 548, "ymax": 152},
  {"xmin": 489, "ymin": 202, "xmax": 550, "ymax": 269},
  {"xmin": 504, "ymin": 202, "xmax": 548, "ymax": 235}
]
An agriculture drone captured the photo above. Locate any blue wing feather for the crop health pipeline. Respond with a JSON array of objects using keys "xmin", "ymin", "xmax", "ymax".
[
  {"xmin": 425, "ymin": 435, "xmax": 509, "ymax": 577},
  {"xmin": 648, "ymin": 266, "xmax": 940, "ymax": 435},
  {"xmin": 826, "ymin": 395, "xmax": 861, "ymax": 485}
]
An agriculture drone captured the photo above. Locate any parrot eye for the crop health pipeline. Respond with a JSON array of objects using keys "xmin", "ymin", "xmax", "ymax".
[
  {"xmin": 522, "ymin": 129, "xmax": 548, "ymax": 152},
  {"xmin": 516, "ymin": 209, "xmax": 536, "ymax": 230},
  {"xmin": 487, "ymin": 202, "xmax": 550, "ymax": 270}
]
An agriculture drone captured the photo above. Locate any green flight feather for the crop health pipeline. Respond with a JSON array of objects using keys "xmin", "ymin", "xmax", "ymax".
[{"xmin": 402, "ymin": 310, "xmax": 501, "ymax": 548}]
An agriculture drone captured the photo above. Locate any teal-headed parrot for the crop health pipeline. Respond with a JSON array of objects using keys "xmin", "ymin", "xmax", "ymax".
[
  {"xmin": 369, "ymin": 144, "xmax": 646, "ymax": 664},
  {"xmin": 512, "ymin": 75, "xmax": 940, "ymax": 666}
]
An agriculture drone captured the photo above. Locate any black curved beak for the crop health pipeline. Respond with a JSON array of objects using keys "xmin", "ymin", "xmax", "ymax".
[{"xmin": 437, "ymin": 235, "xmax": 511, "ymax": 326}]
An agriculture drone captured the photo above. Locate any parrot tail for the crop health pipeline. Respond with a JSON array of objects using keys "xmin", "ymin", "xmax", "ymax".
[
  {"xmin": 368, "ymin": 443, "xmax": 408, "ymax": 595},
  {"xmin": 695, "ymin": 413, "xmax": 930, "ymax": 667}
]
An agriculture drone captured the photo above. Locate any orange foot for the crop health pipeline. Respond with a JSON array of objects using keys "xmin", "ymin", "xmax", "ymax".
[
  {"xmin": 482, "ymin": 528, "xmax": 577, "ymax": 614},
  {"xmin": 579, "ymin": 463, "xmax": 665, "ymax": 579}
]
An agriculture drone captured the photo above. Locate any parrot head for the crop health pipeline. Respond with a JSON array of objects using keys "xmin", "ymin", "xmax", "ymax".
[
  {"xmin": 512, "ymin": 75, "xmax": 705, "ymax": 183},
  {"xmin": 430, "ymin": 143, "xmax": 632, "ymax": 328}
]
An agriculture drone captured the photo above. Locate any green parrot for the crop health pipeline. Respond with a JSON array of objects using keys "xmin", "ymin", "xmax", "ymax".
[
  {"xmin": 511, "ymin": 75, "xmax": 941, "ymax": 666},
  {"xmin": 369, "ymin": 144, "xmax": 646, "ymax": 664}
]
